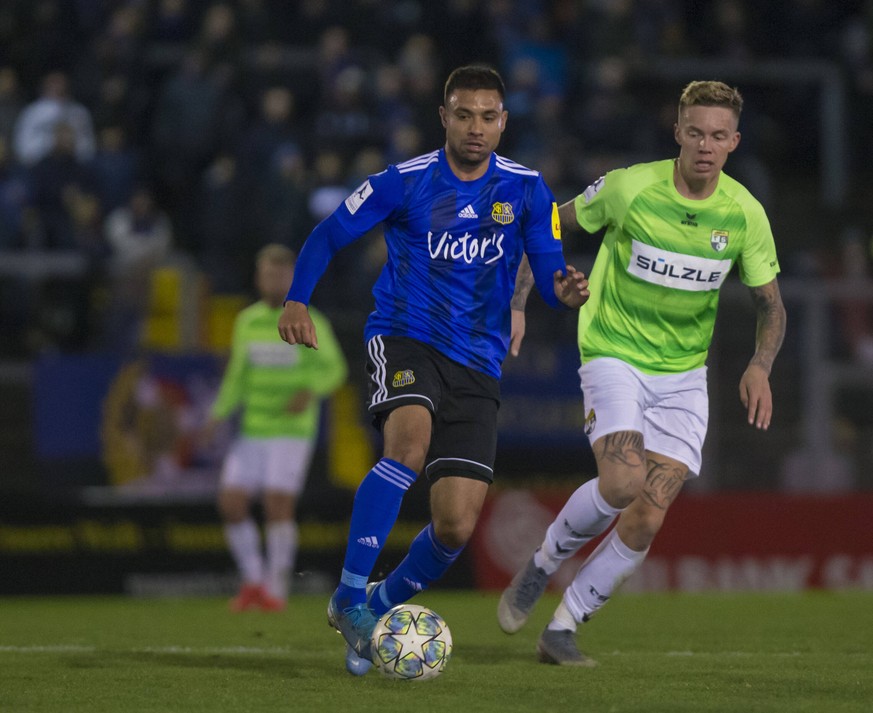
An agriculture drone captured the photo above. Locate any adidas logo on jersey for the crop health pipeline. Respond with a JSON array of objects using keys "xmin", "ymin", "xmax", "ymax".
[
  {"xmin": 458, "ymin": 204, "xmax": 478, "ymax": 219},
  {"xmin": 356, "ymin": 536, "xmax": 380, "ymax": 548}
]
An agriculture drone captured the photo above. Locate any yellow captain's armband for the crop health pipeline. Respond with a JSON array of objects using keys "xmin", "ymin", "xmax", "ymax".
[{"xmin": 551, "ymin": 202, "xmax": 561, "ymax": 240}]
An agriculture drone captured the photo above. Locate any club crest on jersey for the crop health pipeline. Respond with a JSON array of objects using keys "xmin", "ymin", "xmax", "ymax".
[
  {"xmin": 392, "ymin": 369, "xmax": 415, "ymax": 388},
  {"xmin": 710, "ymin": 230, "xmax": 729, "ymax": 252},
  {"xmin": 583, "ymin": 408, "xmax": 596, "ymax": 435},
  {"xmin": 491, "ymin": 202, "xmax": 515, "ymax": 225}
]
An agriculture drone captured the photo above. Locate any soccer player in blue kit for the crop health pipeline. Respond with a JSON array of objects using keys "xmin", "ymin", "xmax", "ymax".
[{"xmin": 278, "ymin": 65, "xmax": 589, "ymax": 674}]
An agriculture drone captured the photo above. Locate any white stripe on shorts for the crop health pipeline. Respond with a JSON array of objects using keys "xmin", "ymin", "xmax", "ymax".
[{"xmin": 368, "ymin": 335, "xmax": 388, "ymax": 405}]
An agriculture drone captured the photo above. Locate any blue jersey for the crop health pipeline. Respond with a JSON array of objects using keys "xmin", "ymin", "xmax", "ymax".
[{"xmin": 289, "ymin": 149, "xmax": 566, "ymax": 378}]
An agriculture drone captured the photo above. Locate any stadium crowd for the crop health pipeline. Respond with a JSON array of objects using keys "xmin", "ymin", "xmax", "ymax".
[{"xmin": 0, "ymin": 0, "xmax": 870, "ymax": 359}]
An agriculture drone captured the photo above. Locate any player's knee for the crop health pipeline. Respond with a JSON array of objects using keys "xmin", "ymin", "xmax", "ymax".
[
  {"xmin": 432, "ymin": 513, "xmax": 476, "ymax": 550},
  {"xmin": 382, "ymin": 446, "xmax": 427, "ymax": 475},
  {"xmin": 598, "ymin": 471, "xmax": 646, "ymax": 510},
  {"xmin": 218, "ymin": 501, "xmax": 248, "ymax": 523},
  {"xmin": 619, "ymin": 501, "xmax": 667, "ymax": 549}
]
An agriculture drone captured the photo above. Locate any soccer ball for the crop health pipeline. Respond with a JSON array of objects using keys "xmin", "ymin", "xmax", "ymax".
[{"xmin": 370, "ymin": 604, "xmax": 452, "ymax": 681}]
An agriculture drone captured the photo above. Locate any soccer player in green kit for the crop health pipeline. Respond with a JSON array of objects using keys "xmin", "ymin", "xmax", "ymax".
[
  {"xmin": 206, "ymin": 244, "xmax": 348, "ymax": 612},
  {"xmin": 498, "ymin": 81, "xmax": 787, "ymax": 665}
]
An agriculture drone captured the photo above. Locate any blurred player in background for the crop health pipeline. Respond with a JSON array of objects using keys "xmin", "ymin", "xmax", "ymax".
[
  {"xmin": 498, "ymin": 80, "xmax": 787, "ymax": 665},
  {"xmin": 278, "ymin": 65, "xmax": 588, "ymax": 674},
  {"xmin": 206, "ymin": 243, "xmax": 348, "ymax": 612}
]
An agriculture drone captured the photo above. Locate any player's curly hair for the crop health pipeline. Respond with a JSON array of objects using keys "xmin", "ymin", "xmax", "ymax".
[
  {"xmin": 444, "ymin": 65, "xmax": 505, "ymax": 105},
  {"xmin": 679, "ymin": 81, "xmax": 743, "ymax": 121}
]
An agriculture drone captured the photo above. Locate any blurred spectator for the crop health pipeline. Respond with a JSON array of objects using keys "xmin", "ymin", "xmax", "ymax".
[
  {"xmin": 372, "ymin": 64, "xmax": 414, "ymax": 138},
  {"xmin": 146, "ymin": 0, "xmax": 197, "ymax": 45},
  {"xmin": 11, "ymin": 1, "xmax": 81, "ymax": 85},
  {"xmin": 192, "ymin": 152, "xmax": 250, "ymax": 294},
  {"xmin": 307, "ymin": 149, "xmax": 347, "ymax": 222},
  {"xmin": 239, "ymin": 86, "xmax": 301, "ymax": 176},
  {"xmin": 149, "ymin": 48, "xmax": 226, "ymax": 244},
  {"xmin": 12, "ymin": 71, "xmax": 96, "ymax": 167},
  {"xmin": 196, "ymin": 2, "xmax": 244, "ymax": 67},
  {"xmin": 701, "ymin": 0, "xmax": 755, "ymax": 60},
  {"xmin": 397, "ymin": 34, "xmax": 443, "ymax": 148},
  {"xmin": 384, "ymin": 121, "xmax": 423, "ymax": 165},
  {"xmin": 27, "ymin": 121, "xmax": 97, "ymax": 249},
  {"xmin": 236, "ymin": 86, "xmax": 303, "ymax": 233},
  {"xmin": 104, "ymin": 185, "xmax": 172, "ymax": 278},
  {"xmin": 261, "ymin": 143, "xmax": 313, "ymax": 251},
  {"xmin": 91, "ymin": 125, "xmax": 142, "ymax": 213},
  {"xmin": 571, "ymin": 57, "xmax": 645, "ymax": 161},
  {"xmin": 102, "ymin": 185, "xmax": 173, "ymax": 351},
  {"xmin": 828, "ymin": 223, "xmax": 873, "ymax": 365},
  {"xmin": 421, "ymin": 0, "xmax": 498, "ymax": 71},
  {"xmin": 24, "ymin": 188, "xmax": 105, "ymax": 354},
  {"xmin": 315, "ymin": 25, "xmax": 358, "ymax": 93},
  {"xmin": 0, "ymin": 66, "xmax": 24, "ymax": 146},
  {"xmin": 0, "ymin": 135, "xmax": 33, "ymax": 249},
  {"xmin": 314, "ymin": 64, "xmax": 378, "ymax": 159}
]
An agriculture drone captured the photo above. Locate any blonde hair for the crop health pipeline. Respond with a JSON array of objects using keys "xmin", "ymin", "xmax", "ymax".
[
  {"xmin": 679, "ymin": 81, "xmax": 743, "ymax": 121},
  {"xmin": 256, "ymin": 243, "xmax": 296, "ymax": 267}
]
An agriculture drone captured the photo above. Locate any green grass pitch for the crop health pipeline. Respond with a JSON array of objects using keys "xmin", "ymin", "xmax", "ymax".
[{"xmin": 2, "ymin": 591, "xmax": 871, "ymax": 712}]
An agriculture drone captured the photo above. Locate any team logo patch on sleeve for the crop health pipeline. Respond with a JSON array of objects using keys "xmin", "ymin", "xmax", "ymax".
[
  {"xmin": 710, "ymin": 230, "xmax": 729, "ymax": 252},
  {"xmin": 345, "ymin": 180, "xmax": 373, "ymax": 215},
  {"xmin": 582, "ymin": 176, "xmax": 604, "ymax": 204},
  {"xmin": 392, "ymin": 369, "xmax": 415, "ymax": 388},
  {"xmin": 491, "ymin": 202, "xmax": 515, "ymax": 225},
  {"xmin": 583, "ymin": 408, "xmax": 597, "ymax": 436},
  {"xmin": 551, "ymin": 202, "xmax": 562, "ymax": 240}
]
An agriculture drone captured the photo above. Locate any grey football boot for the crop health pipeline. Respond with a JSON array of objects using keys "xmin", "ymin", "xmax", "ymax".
[
  {"xmin": 497, "ymin": 553, "xmax": 550, "ymax": 633},
  {"xmin": 537, "ymin": 628, "xmax": 598, "ymax": 667}
]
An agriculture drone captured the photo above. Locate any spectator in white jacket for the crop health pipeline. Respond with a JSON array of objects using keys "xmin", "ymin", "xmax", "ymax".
[{"xmin": 13, "ymin": 71, "xmax": 96, "ymax": 167}]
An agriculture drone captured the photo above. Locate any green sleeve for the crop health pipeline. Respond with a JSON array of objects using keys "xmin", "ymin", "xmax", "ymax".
[
  {"xmin": 306, "ymin": 308, "xmax": 349, "ymax": 397},
  {"xmin": 737, "ymin": 199, "xmax": 781, "ymax": 287},
  {"xmin": 575, "ymin": 168, "xmax": 627, "ymax": 235},
  {"xmin": 210, "ymin": 311, "xmax": 249, "ymax": 419}
]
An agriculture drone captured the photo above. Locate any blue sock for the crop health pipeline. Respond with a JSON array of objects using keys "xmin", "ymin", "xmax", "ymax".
[
  {"xmin": 371, "ymin": 523, "xmax": 464, "ymax": 616},
  {"xmin": 334, "ymin": 458, "xmax": 417, "ymax": 607}
]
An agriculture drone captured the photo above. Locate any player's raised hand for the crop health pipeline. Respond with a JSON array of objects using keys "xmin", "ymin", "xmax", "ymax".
[
  {"xmin": 278, "ymin": 300, "xmax": 319, "ymax": 349},
  {"xmin": 553, "ymin": 265, "xmax": 589, "ymax": 309}
]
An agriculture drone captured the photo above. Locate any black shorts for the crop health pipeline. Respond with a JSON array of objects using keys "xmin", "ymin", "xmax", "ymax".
[{"xmin": 365, "ymin": 335, "xmax": 500, "ymax": 484}]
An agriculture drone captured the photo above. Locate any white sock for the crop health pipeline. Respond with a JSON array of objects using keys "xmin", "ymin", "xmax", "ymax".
[
  {"xmin": 547, "ymin": 601, "xmax": 577, "ymax": 633},
  {"xmin": 224, "ymin": 519, "xmax": 263, "ymax": 585},
  {"xmin": 264, "ymin": 520, "xmax": 297, "ymax": 599},
  {"xmin": 563, "ymin": 528, "xmax": 647, "ymax": 623},
  {"xmin": 535, "ymin": 478, "xmax": 622, "ymax": 575}
]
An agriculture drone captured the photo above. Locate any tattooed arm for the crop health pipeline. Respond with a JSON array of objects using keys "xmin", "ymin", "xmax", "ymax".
[
  {"xmin": 739, "ymin": 278, "xmax": 787, "ymax": 430},
  {"xmin": 509, "ymin": 255, "xmax": 534, "ymax": 356}
]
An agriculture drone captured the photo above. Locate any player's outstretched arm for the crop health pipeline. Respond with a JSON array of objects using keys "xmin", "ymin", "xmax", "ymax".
[
  {"xmin": 278, "ymin": 300, "xmax": 319, "ymax": 349},
  {"xmin": 553, "ymin": 265, "xmax": 589, "ymax": 309},
  {"xmin": 557, "ymin": 200, "xmax": 585, "ymax": 235},
  {"xmin": 739, "ymin": 278, "xmax": 786, "ymax": 430}
]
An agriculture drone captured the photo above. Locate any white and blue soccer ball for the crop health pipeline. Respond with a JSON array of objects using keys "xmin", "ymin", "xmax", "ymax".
[{"xmin": 370, "ymin": 604, "xmax": 452, "ymax": 681}]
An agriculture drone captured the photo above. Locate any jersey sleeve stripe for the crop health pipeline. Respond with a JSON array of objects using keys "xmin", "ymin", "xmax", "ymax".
[
  {"xmin": 495, "ymin": 155, "xmax": 539, "ymax": 176},
  {"xmin": 397, "ymin": 151, "xmax": 440, "ymax": 173}
]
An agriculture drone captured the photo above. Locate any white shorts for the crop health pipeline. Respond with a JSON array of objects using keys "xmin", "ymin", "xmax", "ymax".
[
  {"xmin": 578, "ymin": 357, "xmax": 708, "ymax": 477},
  {"xmin": 220, "ymin": 437, "xmax": 315, "ymax": 495}
]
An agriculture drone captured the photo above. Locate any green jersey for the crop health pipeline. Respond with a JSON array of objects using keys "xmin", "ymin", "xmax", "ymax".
[
  {"xmin": 573, "ymin": 159, "xmax": 779, "ymax": 374},
  {"xmin": 211, "ymin": 302, "xmax": 348, "ymax": 438}
]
